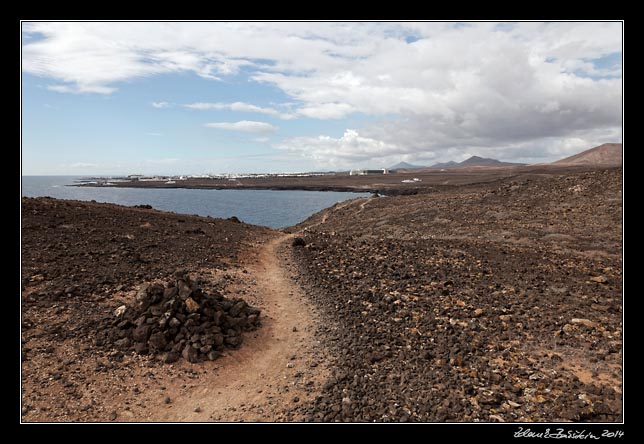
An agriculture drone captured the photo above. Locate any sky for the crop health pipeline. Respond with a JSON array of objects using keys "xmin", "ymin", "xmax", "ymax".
[{"xmin": 21, "ymin": 21, "xmax": 622, "ymax": 175}]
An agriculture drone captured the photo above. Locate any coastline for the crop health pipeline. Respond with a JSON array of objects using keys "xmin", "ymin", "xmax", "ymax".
[{"xmin": 70, "ymin": 164, "xmax": 620, "ymax": 196}]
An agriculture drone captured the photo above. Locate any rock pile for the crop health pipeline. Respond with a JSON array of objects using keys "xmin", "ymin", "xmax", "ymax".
[{"xmin": 99, "ymin": 270, "xmax": 261, "ymax": 363}]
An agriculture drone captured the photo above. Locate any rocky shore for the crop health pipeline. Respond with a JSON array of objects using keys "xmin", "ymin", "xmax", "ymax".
[{"xmin": 21, "ymin": 167, "xmax": 622, "ymax": 422}]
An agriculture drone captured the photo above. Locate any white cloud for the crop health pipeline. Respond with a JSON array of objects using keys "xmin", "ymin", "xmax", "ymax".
[
  {"xmin": 276, "ymin": 129, "xmax": 414, "ymax": 169},
  {"xmin": 22, "ymin": 22, "xmax": 622, "ymax": 164},
  {"xmin": 185, "ymin": 101, "xmax": 294, "ymax": 119},
  {"xmin": 205, "ymin": 120, "xmax": 277, "ymax": 133},
  {"xmin": 297, "ymin": 102, "xmax": 355, "ymax": 120},
  {"xmin": 252, "ymin": 137, "xmax": 270, "ymax": 143},
  {"xmin": 151, "ymin": 101, "xmax": 170, "ymax": 109},
  {"xmin": 47, "ymin": 84, "xmax": 115, "ymax": 94},
  {"xmin": 70, "ymin": 162, "xmax": 98, "ymax": 168}
]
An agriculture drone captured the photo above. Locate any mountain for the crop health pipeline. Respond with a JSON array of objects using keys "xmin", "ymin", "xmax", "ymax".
[
  {"xmin": 389, "ymin": 161, "xmax": 426, "ymax": 170},
  {"xmin": 429, "ymin": 161, "xmax": 458, "ymax": 169},
  {"xmin": 458, "ymin": 156, "xmax": 526, "ymax": 168},
  {"xmin": 552, "ymin": 143, "xmax": 622, "ymax": 167},
  {"xmin": 429, "ymin": 156, "xmax": 525, "ymax": 169}
]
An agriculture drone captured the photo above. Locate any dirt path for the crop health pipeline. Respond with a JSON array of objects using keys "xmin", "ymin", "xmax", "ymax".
[
  {"xmin": 303, "ymin": 197, "xmax": 369, "ymax": 231},
  {"xmin": 147, "ymin": 232, "xmax": 327, "ymax": 422}
]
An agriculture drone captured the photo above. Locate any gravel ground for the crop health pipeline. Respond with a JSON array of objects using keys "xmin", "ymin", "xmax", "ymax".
[{"xmin": 291, "ymin": 168, "xmax": 622, "ymax": 422}]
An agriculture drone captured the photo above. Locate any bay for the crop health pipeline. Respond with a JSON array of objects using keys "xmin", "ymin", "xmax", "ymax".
[{"xmin": 21, "ymin": 176, "xmax": 365, "ymax": 229}]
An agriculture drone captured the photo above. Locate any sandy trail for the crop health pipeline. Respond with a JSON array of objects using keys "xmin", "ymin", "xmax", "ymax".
[{"xmin": 148, "ymin": 233, "xmax": 327, "ymax": 422}]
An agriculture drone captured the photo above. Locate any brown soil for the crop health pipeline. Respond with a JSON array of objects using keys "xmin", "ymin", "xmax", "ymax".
[
  {"xmin": 21, "ymin": 198, "xmax": 327, "ymax": 422},
  {"xmin": 289, "ymin": 167, "xmax": 622, "ymax": 422},
  {"xmin": 21, "ymin": 166, "xmax": 623, "ymax": 422}
]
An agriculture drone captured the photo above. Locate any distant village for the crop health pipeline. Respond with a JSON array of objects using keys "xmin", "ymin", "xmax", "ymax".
[{"xmin": 75, "ymin": 171, "xmax": 339, "ymax": 186}]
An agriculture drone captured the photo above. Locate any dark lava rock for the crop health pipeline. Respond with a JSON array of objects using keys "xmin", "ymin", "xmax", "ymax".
[
  {"xmin": 98, "ymin": 273, "xmax": 261, "ymax": 364},
  {"xmin": 148, "ymin": 332, "xmax": 167, "ymax": 351},
  {"xmin": 182, "ymin": 344, "xmax": 199, "ymax": 363},
  {"xmin": 292, "ymin": 237, "xmax": 306, "ymax": 247},
  {"xmin": 164, "ymin": 351, "xmax": 180, "ymax": 364}
]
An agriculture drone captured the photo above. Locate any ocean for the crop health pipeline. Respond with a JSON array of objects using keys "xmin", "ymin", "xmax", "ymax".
[{"xmin": 21, "ymin": 176, "xmax": 365, "ymax": 229}]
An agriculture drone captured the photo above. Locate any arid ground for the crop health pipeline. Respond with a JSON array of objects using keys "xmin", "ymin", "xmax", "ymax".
[{"xmin": 21, "ymin": 166, "xmax": 622, "ymax": 422}]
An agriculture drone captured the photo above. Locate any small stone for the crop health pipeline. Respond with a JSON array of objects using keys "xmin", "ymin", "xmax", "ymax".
[
  {"xmin": 571, "ymin": 318, "xmax": 599, "ymax": 328},
  {"xmin": 114, "ymin": 338, "xmax": 131, "ymax": 349},
  {"xmin": 182, "ymin": 345, "xmax": 199, "ymax": 363},
  {"xmin": 590, "ymin": 276, "xmax": 608, "ymax": 284},
  {"xmin": 293, "ymin": 397, "xmax": 300, "ymax": 403},
  {"xmin": 207, "ymin": 350, "xmax": 220, "ymax": 361},
  {"xmin": 133, "ymin": 342, "xmax": 148, "ymax": 354},
  {"xmin": 563, "ymin": 323, "xmax": 576, "ymax": 333},
  {"xmin": 292, "ymin": 237, "xmax": 306, "ymax": 247},
  {"xmin": 229, "ymin": 301, "xmax": 247, "ymax": 317},
  {"xmin": 164, "ymin": 351, "xmax": 180, "ymax": 364},
  {"xmin": 113, "ymin": 305, "xmax": 127, "ymax": 317},
  {"xmin": 174, "ymin": 269, "xmax": 189, "ymax": 279},
  {"xmin": 292, "ymin": 326, "xmax": 298, "ymax": 332},
  {"xmin": 132, "ymin": 324, "xmax": 151, "ymax": 343},
  {"xmin": 286, "ymin": 362, "xmax": 294, "ymax": 368},
  {"xmin": 135, "ymin": 284, "xmax": 150, "ymax": 302},
  {"xmin": 165, "ymin": 396, "xmax": 172, "ymax": 404},
  {"xmin": 499, "ymin": 315, "xmax": 511, "ymax": 322},
  {"xmin": 163, "ymin": 286, "xmax": 178, "ymax": 299},
  {"xmin": 225, "ymin": 334, "xmax": 241, "ymax": 347},
  {"xmin": 184, "ymin": 297, "xmax": 200, "ymax": 313},
  {"xmin": 489, "ymin": 414, "xmax": 505, "ymax": 422},
  {"xmin": 194, "ymin": 406, "xmax": 201, "ymax": 413},
  {"xmin": 148, "ymin": 332, "xmax": 167, "ymax": 351},
  {"xmin": 109, "ymin": 411, "xmax": 117, "ymax": 421},
  {"xmin": 474, "ymin": 308, "xmax": 484, "ymax": 317}
]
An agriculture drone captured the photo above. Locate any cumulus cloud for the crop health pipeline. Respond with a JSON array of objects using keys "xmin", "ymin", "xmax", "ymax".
[
  {"xmin": 22, "ymin": 22, "xmax": 622, "ymax": 164},
  {"xmin": 205, "ymin": 120, "xmax": 277, "ymax": 133},
  {"xmin": 297, "ymin": 102, "xmax": 355, "ymax": 120},
  {"xmin": 276, "ymin": 129, "xmax": 414, "ymax": 168},
  {"xmin": 185, "ymin": 101, "xmax": 294, "ymax": 119},
  {"xmin": 69, "ymin": 162, "xmax": 98, "ymax": 168},
  {"xmin": 151, "ymin": 101, "xmax": 170, "ymax": 109}
]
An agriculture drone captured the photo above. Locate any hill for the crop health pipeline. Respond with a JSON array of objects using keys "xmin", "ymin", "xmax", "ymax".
[
  {"xmin": 389, "ymin": 161, "xmax": 426, "ymax": 170},
  {"xmin": 552, "ymin": 143, "xmax": 622, "ymax": 167}
]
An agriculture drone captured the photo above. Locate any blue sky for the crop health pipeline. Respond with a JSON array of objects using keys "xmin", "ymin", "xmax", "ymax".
[{"xmin": 21, "ymin": 22, "xmax": 622, "ymax": 175}]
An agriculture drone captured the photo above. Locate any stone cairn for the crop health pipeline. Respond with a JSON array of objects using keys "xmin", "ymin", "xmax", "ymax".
[{"xmin": 104, "ymin": 270, "xmax": 260, "ymax": 363}]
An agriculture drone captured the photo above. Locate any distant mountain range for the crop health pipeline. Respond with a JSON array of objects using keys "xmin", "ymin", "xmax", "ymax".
[
  {"xmin": 390, "ymin": 156, "xmax": 524, "ymax": 170},
  {"xmin": 551, "ymin": 143, "xmax": 622, "ymax": 167},
  {"xmin": 386, "ymin": 143, "xmax": 621, "ymax": 173},
  {"xmin": 428, "ymin": 156, "xmax": 526, "ymax": 169}
]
